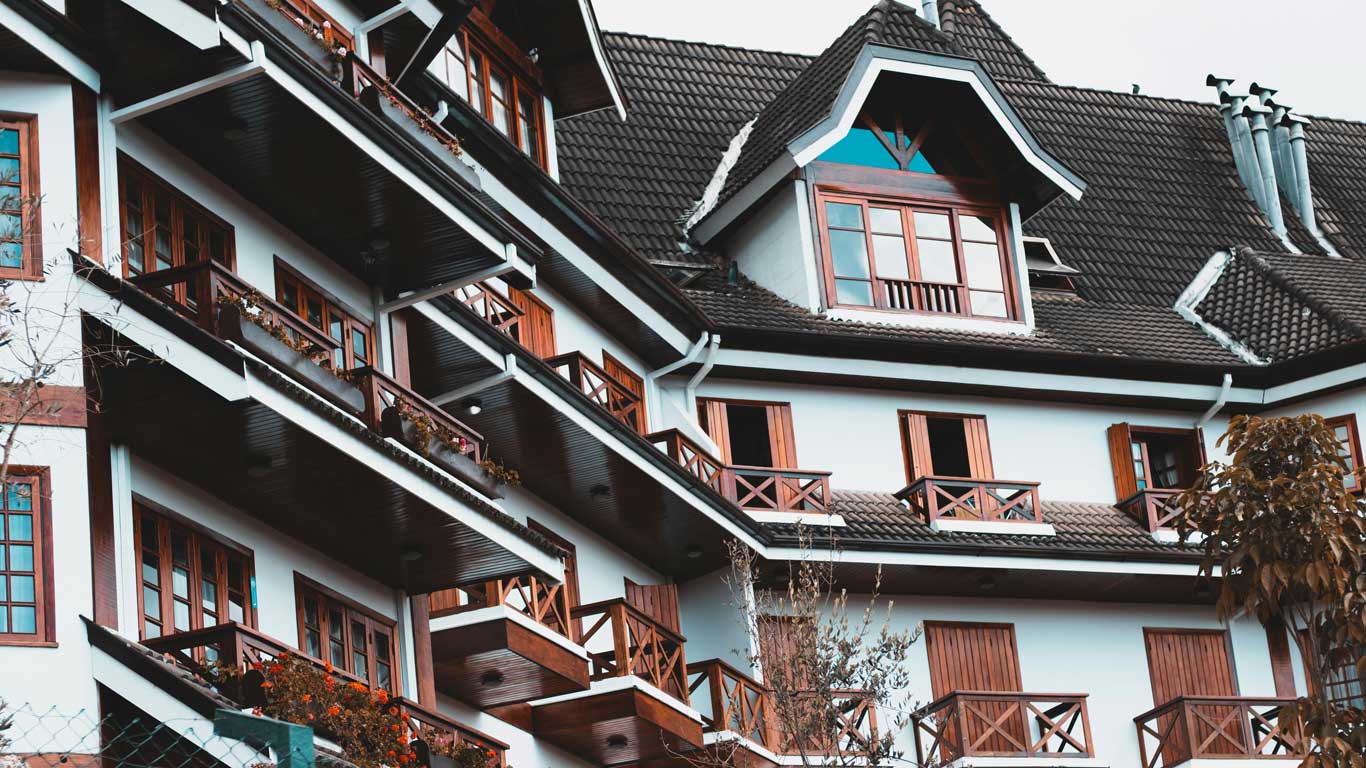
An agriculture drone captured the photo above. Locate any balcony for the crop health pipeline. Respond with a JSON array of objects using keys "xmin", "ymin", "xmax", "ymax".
[
  {"xmin": 1119, "ymin": 488, "xmax": 1186, "ymax": 534},
  {"xmin": 896, "ymin": 476, "xmax": 1045, "ymax": 533},
  {"xmin": 142, "ymin": 622, "xmax": 509, "ymax": 768},
  {"xmin": 912, "ymin": 691, "xmax": 1094, "ymax": 766},
  {"xmin": 548, "ymin": 352, "xmax": 645, "ymax": 433},
  {"xmin": 1134, "ymin": 697, "xmax": 1306, "ymax": 768},
  {"xmin": 427, "ymin": 576, "xmax": 590, "ymax": 709},
  {"xmin": 529, "ymin": 599, "xmax": 703, "ymax": 765},
  {"xmin": 453, "ymin": 282, "xmax": 525, "ymax": 341},
  {"xmin": 651, "ymin": 429, "xmax": 834, "ymax": 517}
]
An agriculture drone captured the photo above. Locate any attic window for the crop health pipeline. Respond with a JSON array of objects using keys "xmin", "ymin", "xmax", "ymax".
[
  {"xmin": 819, "ymin": 110, "xmax": 937, "ymax": 173},
  {"xmin": 1022, "ymin": 236, "xmax": 1079, "ymax": 292}
]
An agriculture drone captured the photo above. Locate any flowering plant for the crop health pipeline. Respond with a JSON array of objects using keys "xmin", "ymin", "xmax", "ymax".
[
  {"xmin": 478, "ymin": 458, "xmax": 521, "ymax": 488},
  {"xmin": 428, "ymin": 732, "xmax": 499, "ymax": 768}
]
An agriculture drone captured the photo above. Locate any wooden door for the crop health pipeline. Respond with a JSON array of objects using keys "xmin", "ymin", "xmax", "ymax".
[
  {"xmin": 925, "ymin": 622, "xmax": 1025, "ymax": 754},
  {"xmin": 1144, "ymin": 629, "xmax": 1240, "ymax": 758},
  {"xmin": 508, "ymin": 287, "xmax": 556, "ymax": 358},
  {"xmin": 624, "ymin": 578, "xmax": 680, "ymax": 633},
  {"xmin": 602, "ymin": 351, "xmax": 647, "ymax": 434}
]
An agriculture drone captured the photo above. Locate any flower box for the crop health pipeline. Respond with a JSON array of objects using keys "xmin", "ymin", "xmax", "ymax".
[
  {"xmin": 220, "ymin": 304, "xmax": 366, "ymax": 415},
  {"xmin": 383, "ymin": 409, "xmax": 505, "ymax": 499},
  {"xmin": 356, "ymin": 84, "xmax": 483, "ymax": 190}
]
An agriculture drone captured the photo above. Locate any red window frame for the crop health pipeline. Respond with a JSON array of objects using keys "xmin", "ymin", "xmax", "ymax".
[
  {"xmin": 1327, "ymin": 414, "xmax": 1363, "ymax": 493},
  {"xmin": 0, "ymin": 115, "xmax": 43, "ymax": 281},
  {"xmin": 274, "ymin": 259, "xmax": 373, "ymax": 371},
  {"xmin": 0, "ymin": 467, "xmax": 53, "ymax": 645},
  {"xmin": 814, "ymin": 188, "xmax": 1018, "ymax": 321},
  {"xmin": 294, "ymin": 574, "xmax": 399, "ymax": 694},
  {"xmin": 118, "ymin": 156, "xmax": 235, "ymax": 287}
]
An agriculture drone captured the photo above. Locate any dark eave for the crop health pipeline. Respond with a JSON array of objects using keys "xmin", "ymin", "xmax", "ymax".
[{"xmin": 0, "ymin": 0, "xmax": 101, "ymax": 81}]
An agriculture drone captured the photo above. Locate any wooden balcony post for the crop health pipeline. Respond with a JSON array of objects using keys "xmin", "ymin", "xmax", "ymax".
[
  {"xmin": 1079, "ymin": 698, "xmax": 1095, "ymax": 758},
  {"xmin": 1182, "ymin": 699, "xmax": 1199, "ymax": 760},
  {"xmin": 954, "ymin": 694, "xmax": 968, "ymax": 758},
  {"xmin": 610, "ymin": 602, "xmax": 630, "ymax": 678}
]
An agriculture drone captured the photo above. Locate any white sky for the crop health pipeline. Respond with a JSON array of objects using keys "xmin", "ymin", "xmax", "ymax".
[{"xmin": 592, "ymin": 0, "xmax": 1366, "ymax": 122}]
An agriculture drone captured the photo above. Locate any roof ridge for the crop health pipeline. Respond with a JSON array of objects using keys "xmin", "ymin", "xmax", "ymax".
[
  {"xmin": 1238, "ymin": 250, "xmax": 1366, "ymax": 337},
  {"xmin": 601, "ymin": 29, "xmax": 812, "ymax": 61}
]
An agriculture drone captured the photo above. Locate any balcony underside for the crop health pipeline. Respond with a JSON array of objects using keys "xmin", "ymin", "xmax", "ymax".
[
  {"xmin": 405, "ymin": 303, "xmax": 759, "ymax": 581},
  {"xmin": 86, "ymin": 307, "xmax": 553, "ymax": 593},
  {"xmin": 641, "ymin": 737, "xmax": 779, "ymax": 768},
  {"xmin": 531, "ymin": 687, "xmax": 704, "ymax": 767},
  {"xmin": 430, "ymin": 613, "xmax": 590, "ymax": 708}
]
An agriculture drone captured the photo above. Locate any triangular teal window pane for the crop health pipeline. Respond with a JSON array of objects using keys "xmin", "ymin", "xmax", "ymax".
[{"xmin": 817, "ymin": 127, "xmax": 901, "ymax": 170}]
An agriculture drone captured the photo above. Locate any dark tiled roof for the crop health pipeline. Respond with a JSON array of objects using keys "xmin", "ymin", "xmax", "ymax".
[
  {"xmin": 939, "ymin": 0, "xmax": 1048, "ymax": 82},
  {"xmin": 711, "ymin": 1, "xmax": 964, "ymax": 213},
  {"xmin": 688, "ymin": 271, "xmax": 1242, "ymax": 366},
  {"xmin": 767, "ymin": 490, "xmax": 1196, "ymax": 558},
  {"xmin": 557, "ymin": 33, "xmax": 810, "ymax": 265}
]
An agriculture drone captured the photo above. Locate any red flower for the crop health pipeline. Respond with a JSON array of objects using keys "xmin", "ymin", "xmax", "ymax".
[
  {"xmin": 268, "ymin": 664, "xmax": 285, "ymax": 674},
  {"xmin": 306, "ymin": 713, "xmax": 315, "ymax": 721},
  {"xmin": 251, "ymin": 662, "xmax": 264, "ymax": 671},
  {"xmin": 301, "ymin": 694, "xmax": 312, "ymax": 703},
  {"xmin": 327, "ymin": 705, "xmax": 342, "ymax": 717},
  {"xmin": 348, "ymin": 681, "xmax": 368, "ymax": 693},
  {"xmin": 324, "ymin": 661, "xmax": 333, "ymax": 673},
  {"xmin": 260, "ymin": 681, "xmax": 274, "ymax": 689},
  {"xmin": 376, "ymin": 689, "xmax": 389, "ymax": 703}
]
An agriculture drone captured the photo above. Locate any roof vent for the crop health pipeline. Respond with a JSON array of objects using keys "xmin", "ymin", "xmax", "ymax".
[
  {"xmin": 919, "ymin": 0, "xmax": 940, "ymax": 27},
  {"xmin": 1022, "ymin": 236, "xmax": 1079, "ymax": 292}
]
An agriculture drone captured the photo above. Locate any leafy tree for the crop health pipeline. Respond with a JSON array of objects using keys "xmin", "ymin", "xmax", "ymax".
[{"xmin": 1178, "ymin": 414, "xmax": 1366, "ymax": 767}]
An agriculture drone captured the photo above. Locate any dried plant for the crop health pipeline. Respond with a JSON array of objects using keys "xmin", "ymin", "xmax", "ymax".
[{"xmin": 1177, "ymin": 414, "xmax": 1366, "ymax": 766}]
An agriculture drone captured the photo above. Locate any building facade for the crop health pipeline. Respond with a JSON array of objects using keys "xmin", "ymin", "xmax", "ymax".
[{"xmin": 0, "ymin": 0, "xmax": 1360, "ymax": 766}]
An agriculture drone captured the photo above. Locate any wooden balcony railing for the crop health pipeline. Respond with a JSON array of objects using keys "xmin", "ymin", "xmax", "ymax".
[
  {"xmin": 350, "ymin": 366, "xmax": 485, "ymax": 464},
  {"xmin": 573, "ymin": 598, "xmax": 689, "ymax": 705},
  {"xmin": 1134, "ymin": 696, "xmax": 1305, "ymax": 768},
  {"xmin": 430, "ymin": 573, "xmax": 574, "ymax": 639},
  {"xmin": 913, "ymin": 691, "xmax": 1093, "ymax": 764},
  {"xmin": 897, "ymin": 476, "xmax": 1042, "ymax": 525},
  {"xmin": 453, "ymin": 282, "xmax": 524, "ymax": 340},
  {"xmin": 880, "ymin": 278, "xmax": 964, "ymax": 315},
  {"xmin": 785, "ymin": 689, "xmax": 879, "ymax": 757},
  {"xmin": 143, "ymin": 622, "xmax": 509, "ymax": 768},
  {"xmin": 269, "ymin": 0, "xmax": 354, "ymax": 53},
  {"xmin": 1119, "ymin": 488, "xmax": 1186, "ymax": 533},
  {"xmin": 547, "ymin": 352, "xmax": 644, "ymax": 433},
  {"xmin": 725, "ymin": 466, "xmax": 833, "ymax": 515},
  {"xmin": 688, "ymin": 659, "xmax": 777, "ymax": 750},
  {"xmin": 129, "ymin": 260, "xmax": 339, "ymax": 360},
  {"xmin": 649, "ymin": 429, "xmax": 726, "ymax": 495}
]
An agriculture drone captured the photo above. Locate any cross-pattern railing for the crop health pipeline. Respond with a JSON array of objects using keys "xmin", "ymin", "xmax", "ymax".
[
  {"xmin": 573, "ymin": 599, "xmax": 689, "ymax": 704},
  {"xmin": 897, "ymin": 476, "xmax": 1042, "ymax": 524},
  {"xmin": 547, "ymin": 352, "xmax": 644, "ymax": 432},
  {"xmin": 350, "ymin": 366, "xmax": 486, "ymax": 464},
  {"xmin": 913, "ymin": 691, "xmax": 1093, "ymax": 764},
  {"xmin": 649, "ymin": 429, "xmax": 726, "ymax": 494},
  {"xmin": 725, "ymin": 466, "xmax": 833, "ymax": 515},
  {"xmin": 688, "ymin": 659, "xmax": 776, "ymax": 750},
  {"xmin": 782, "ymin": 689, "xmax": 879, "ymax": 757},
  {"xmin": 431, "ymin": 574, "xmax": 574, "ymax": 639},
  {"xmin": 1134, "ymin": 696, "xmax": 1305, "ymax": 768},
  {"xmin": 453, "ymin": 282, "xmax": 524, "ymax": 340},
  {"xmin": 143, "ymin": 622, "xmax": 509, "ymax": 768},
  {"xmin": 1119, "ymin": 488, "xmax": 1186, "ymax": 533}
]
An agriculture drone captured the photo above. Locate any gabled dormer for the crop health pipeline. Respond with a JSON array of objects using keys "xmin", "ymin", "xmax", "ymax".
[{"xmin": 687, "ymin": 0, "xmax": 1083, "ymax": 333}]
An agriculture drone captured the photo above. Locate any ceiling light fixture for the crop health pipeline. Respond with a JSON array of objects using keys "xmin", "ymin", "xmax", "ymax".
[
  {"xmin": 461, "ymin": 398, "xmax": 483, "ymax": 416},
  {"xmin": 400, "ymin": 546, "xmax": 423, "ymax": 562},
  {"xmin": 977, "ymin": 574, "xmax": 997, "ymax": 592},
  {"xmin": 606, "ymin": 735, "xmax": 628, "ymax": 749},
  {"xmin": 589, "ymin": 483, "xmax": 612, "ymax": 498}
]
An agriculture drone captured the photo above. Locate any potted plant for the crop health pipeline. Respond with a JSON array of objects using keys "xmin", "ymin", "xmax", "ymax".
[{"xmin": 379, "ymin": 401, "xmax": 514, "ymax": 498}]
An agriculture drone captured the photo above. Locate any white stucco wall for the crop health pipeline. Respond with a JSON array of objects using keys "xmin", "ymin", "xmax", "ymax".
[{"xmin": 728, "ymin": 180, "xmax": 821, "ymax": 312}]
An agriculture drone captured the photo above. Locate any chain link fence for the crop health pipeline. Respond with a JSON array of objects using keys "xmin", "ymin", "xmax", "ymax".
[{"xmin": 0, "ymin": 703, "xmax": 330, "ymax": 768}]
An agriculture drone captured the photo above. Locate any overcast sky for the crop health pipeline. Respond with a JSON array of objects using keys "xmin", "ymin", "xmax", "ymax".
[{"xmin": 592, "ymin": 0, "xmax": 1366, "ymax": 122}]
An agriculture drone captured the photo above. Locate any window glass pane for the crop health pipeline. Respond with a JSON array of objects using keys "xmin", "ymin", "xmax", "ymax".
[
  {"xmin": 828, "ymin": 230, "xmax": 870, "ymax": 279},
  {"xmin": 9, "ymin": 482, "xmax": 33, "ymax": 511},
  {"xmin": 835, "ymin": 279, "xmax": 873, "ymax": 306},
  {"xmin": 9, "ymin": 544, "xmax": 32, "ymax": 572},
  {"xmin": 8, "ymin": 514, "xmax": 31, "ymax": 541},
  {"xmin": 0, "ymin": 129, "xmax": 17, "ymax": 155},
  {"xmin": 916, "ymin": 238, "xmax": 958, "ymax": 283},
  {"xmin": 872, "ymin": 234, "xmax": 910, "ymax": 280},
  {"xmin": 969, "ymin": 290, "xmax": 1008, "ymax": 318},
  {"xmin": 0, "ymin": 213, "xmax": 19, "ymax": 240},
  {"xmin": 182, "ymin": 215, "xmax": 201, "ymax": 263},
  {"xmin": 868, "ymin": 207, "xmax": 903, "ymax": 235},
  {"xmin": 816, "ymin": 127, "xmax": 901, "ymax": 170},
  {"xmin": 825, "ymin": 202, "xmax": 864, "ymax": 230},
  {"xmin": 174, "ymin": 600, "xmax": 190, "ymax": 631},
  {"xmin": 0, "ymin": 185, "xmax": 18, "ymax": 211},
  {"xmin": 305, "ymin": 627, "xmax": 322, "ymax": 658},
  {"xmin": 143, "ymin": 619, "xmax": 159, "ymax": 638},
  {"xmin": 172, "ymin": 566, "xmax": 189, "ymax": 599},
  {"xmin": 0, "ymin": 609, "xmax": 6, "ymax": 633},
  {"xmin": 201, "ymin": 579, "xmax": 217, "ymax": 613},
  {"xmin": 0, "ymin": 576, "xmax": 5, "ymax": 601},
  {"xmin": 959, "ymin": 214, "xmax": 998, "ymax": 242},
  {"xmin": 143, "ymin": 586, "xmax": 160, "ymax": 619},
  {"xmin": 280, "ymin": 282, "xmax": 300, "ymax": 312},
  {"xmin": 964, "ymin": 241, "xmax": 1005, "ymax": 291},
  {"xmin": 11, "ymin": 606, "xmax": 35, "ymax": 634},
  {"xmin": 913, "ymin": 211, "xmax": 951, "ymax": 240},
  {"xmin": 0, "ymin": 158, "xmax": 18, "ymax": 186},
  {"xmin": 352, "ymin": 328, "xmax": 368, "ymax": 362},
  {"xmin": 142, "ymin": 555, "xmax": 159, "ymax": 585},
  {"xmin": 0, "ymin": 243, "xmax": 21, "ymax": 269},
  {"xmin": 469, "ymin": 51, "xmax": 486, "ymax": 115},
  {"xmin": 305, "ymin": 296, "xmax": 324, "ymax": 328}
]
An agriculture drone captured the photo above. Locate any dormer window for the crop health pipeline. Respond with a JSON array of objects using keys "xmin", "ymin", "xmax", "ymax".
[
  {"xmin": 816, "ymin": 191, "xmax": 1015, "ymax": 319},
  {"xmin": 432, "ymin": 11, "xmax": 547, "ymax": 169}
]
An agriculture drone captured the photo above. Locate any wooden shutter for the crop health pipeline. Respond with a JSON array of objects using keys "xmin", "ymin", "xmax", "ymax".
[
  {"xmin": 1107, "ymin": 422, "xmax": 1138, "ymax": 502},
  {"xmin": 766, "ymin": 403, "xmax": 799, "ymax": 468},
  {"xmin": 602, "ymin": 351, "xmax": 647, "ymax": 434},
  {"xmin": 699, "ymin": 398, "xmax": 731, "ymax": 462},
  {"xmin": 924, "ymin": 622, "xmax": 1025, "ymax": 752},
  {"xmin": 964, "ymin": 416, "xmax": 994, "ymax": 479},
  {"xmin": 901, "ymin": 412, "xmax": 933, "ymax": 481},
  {"xmin": 508, "ymin": 287, "xmax": 556, "ymax": 358},
  {"xmin": 624, "ymin": 578, "xmax": 680, "ymax": 634},
  {"xmin": 758, "ymin": 615, "xmax": 816, "ymax": 688},
  {"xmin": 1143, "ymin": 628, "xmax": 1238, "ymax": 705}
]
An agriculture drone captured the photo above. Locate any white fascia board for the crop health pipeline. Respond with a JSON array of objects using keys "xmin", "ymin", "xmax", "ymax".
[
  {"xmin": 761, "ymin": 546, "xmax": 1216, "ymax": 578},
  {"xmin": 789, "ymin": 45, "xmax": 1086, "ymax": 200},
  {"xmin": 430, "ymin": 605, "xmax": 588, "ymax": 658},
  {"xmin": 748, "ymin": 511, "xmax": 846, "ymax": 527},
  {"xmin": 530, "ymin": 675, "xmax": 704, "ymax": 722},
  {"xmin": 240, "ymin": 369, "xmax": 564, "ymax": 579},
  {"xmin": 930, "ymin": 519, "xmax": 1056, "ymax": 536},
  {"xmin": 575, "ymin": 0, "xmax": 627, "ymax": 121},
  {"xmin": 0, "ymin": 2, "xmax": 100, "ymax": 90},
  {"xmin": 692, "ymin": 154, "xmax": 795, "ymax": 244},
  {"xmin": 708, "ymin": 348, "xmax": 1266, "ymax": 406},
  {"xmin": 823, "ymin": 307, "xmax": 1034, "ymax": 335},
  {"xmin": 403, "ymin": 0, "xmax": 442, "ymax": 27},
  {"xmin": 120, "ymin": 0, "xmax": 222, "ymax": 50},
  {"xmin": 217, "ymin": 25, "xmax": 510, "ymax": 262},
  {"xmin": 1261, "ymin": 360, "xmax": 1366, "ymax": 404}
]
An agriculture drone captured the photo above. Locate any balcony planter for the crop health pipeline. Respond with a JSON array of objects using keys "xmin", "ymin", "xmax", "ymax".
[
  {"xmin": 219, "ymin": 304, "xmax": 366, "ymax": 415},
  {"xmin": 240, "ymin": 0, "xmax": 347, "ymax": 81},
  {"xmin": 381, "ymin": 408, "xmax": 504, "ymax": 498},
  {"xmin": 356, "ymin": 83, "xmax": 482, "ymax": 190}
]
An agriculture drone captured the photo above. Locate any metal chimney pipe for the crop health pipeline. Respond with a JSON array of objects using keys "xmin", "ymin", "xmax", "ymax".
[
  {"xmin": 1245, "ymin": 102, "xmax": 1287, "ymax": 238},
  {"xmin": 1267, "ymin": 99, "xmax": 1301, "ymax": 213},
  {"xmin": 1229, "ymin": 95, "xmax": 1266, "ymax": 209},
  {"xmin": 920, "ymin": 0, "xmax": 940, "ymax": 27},
  {"xmin": 1285, "ymin": 114, "xmax": 1318, "ymax": 235}
]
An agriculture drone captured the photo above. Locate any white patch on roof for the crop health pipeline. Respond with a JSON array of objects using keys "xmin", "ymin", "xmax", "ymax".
[
  {"xmin": 683, "ymin": 117, "xmax": 756, "ymax": 233},
  {"xmin": 1174, "ymin": 250, "xmax": 1270, "ymax": 366}
]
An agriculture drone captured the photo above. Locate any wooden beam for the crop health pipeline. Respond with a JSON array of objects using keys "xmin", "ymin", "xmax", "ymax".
[{"xmin": 410, "ymin": 594, "xmax": 437, "ymax": 707}]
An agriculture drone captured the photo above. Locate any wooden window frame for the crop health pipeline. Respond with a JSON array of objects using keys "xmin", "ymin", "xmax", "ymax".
[
  {"xmin": 132, "ymin": 500, "xmax": 257, "ymax": 642},
  {"xmin": 0, "ymin": 114, "xmax": 43, "ymax": 281},
  {"xmin": 898, "ymin": 410, "xmax": 994, "ymax": 483},
  {"xmin": 697, "ymin": 397, "xmax": 799, "ymax": 469},
  {"xmin": 1326, "ymin": 414, "xmax": 1363, "ymax": 494},
  {"xmin": 442, "ymin": 10, "xmax": 548, "ymax": 170},
  {"xmin": 0, "ymin": 466, "xmax": 54, "ymax": 645},
  {"xmin": 273, "ymin": 258, "xmax": 374, "ymax": 371},
  {"xmin": 294, "ymin": 573, "xmax": 401, "ymax": 694},
  {"xmin": 1129, "ymin": 425, "xmax": 1204, "ymax": 492},
  {"xmin": 813, "ymin": 186, "xmax": 1018, "ymax": 321},
  {"xmin": 117, "ymin": 155, "xmax": 236, "ymax": 282}
]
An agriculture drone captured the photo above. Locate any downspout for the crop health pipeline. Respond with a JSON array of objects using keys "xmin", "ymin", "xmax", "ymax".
[
  {"xmin": 644, "ymin": 333, "xmax": 709, "ymax": 432},
  {"xmin": 685, "ymin": 334, "xmax": 723, "ymax": 407},
  {"xmin": 1197, "ymin": 373, "xmax": 1234, "ymax": 428}
]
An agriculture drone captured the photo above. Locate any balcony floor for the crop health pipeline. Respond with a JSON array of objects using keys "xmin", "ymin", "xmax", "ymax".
[
  {"xmin": 530, "ymin": 684, "xmax": 704, "ymax": 766},
  {"xmin": 430, "ymin": 608, "xmax": 590, "ymax": 708}
]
